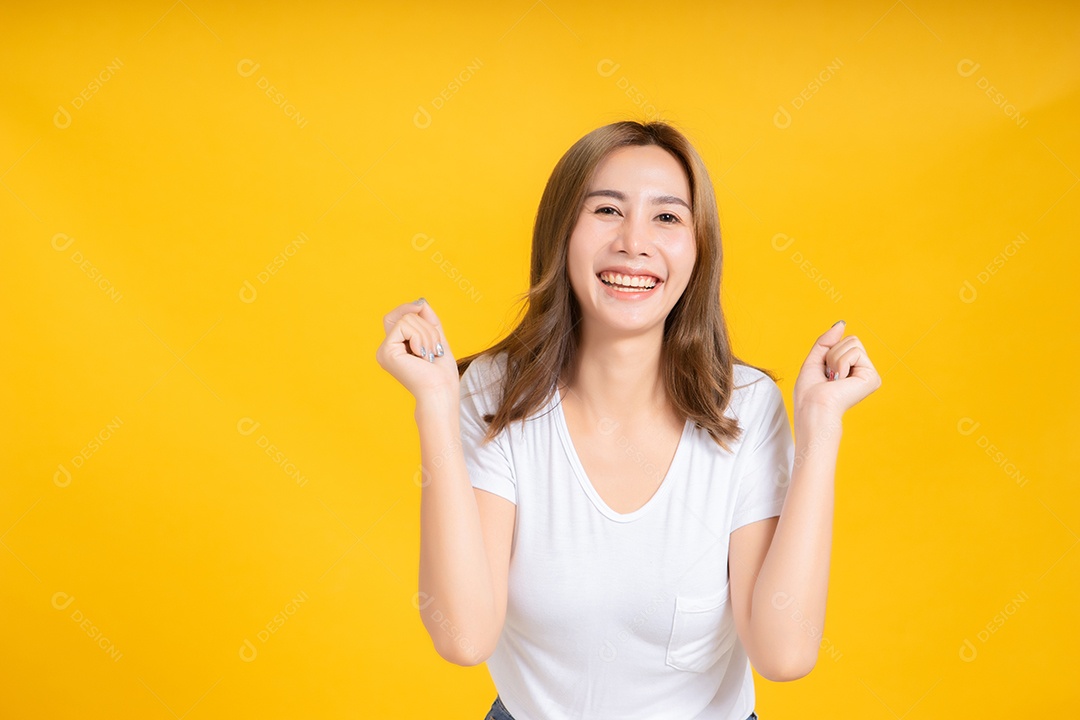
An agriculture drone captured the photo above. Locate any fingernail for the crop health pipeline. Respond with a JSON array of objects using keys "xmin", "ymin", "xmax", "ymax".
[
  {"xmin": 832, "ymin": 320, "xmax": 845, "ymax": 327},
  {"xmin": 436, "ymin": 343, "xmax": 444, "ymax": 356},
  {"xmin": 414, "ymin": 297, "xmax": 426, "ymax": 305},
  {"xmin": 420, "ymin": 345, "xmax": 426, "ymax": 358},
  {"xmin": 427, "ymin": 351, "xmax": 434, "ymax": 363}
]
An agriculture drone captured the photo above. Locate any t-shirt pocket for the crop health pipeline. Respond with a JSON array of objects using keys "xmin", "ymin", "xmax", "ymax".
[{"xmin": 665, "ymin": 581, "xmax": 738, "ymax": 673}]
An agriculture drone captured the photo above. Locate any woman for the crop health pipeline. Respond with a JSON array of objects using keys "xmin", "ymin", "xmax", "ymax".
[{"xmin": 376, "ymin": 121, "xmax": 880, "ymax": 719}]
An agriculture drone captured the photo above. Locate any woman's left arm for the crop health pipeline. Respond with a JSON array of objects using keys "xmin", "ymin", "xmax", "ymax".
[{"xmin": 729, "ymin": 320, "xmax": 881, "ymax": 682}]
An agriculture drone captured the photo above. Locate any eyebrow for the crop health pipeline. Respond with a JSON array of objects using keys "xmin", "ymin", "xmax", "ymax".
[{"xmin": 584, "ymin": 188, "xmax": 691, "ymax": 211}]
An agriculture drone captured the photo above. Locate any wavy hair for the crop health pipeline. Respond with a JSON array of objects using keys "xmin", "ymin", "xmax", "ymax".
[{"xmin": 456, "ymin": 120, "xmax": 776, "ymax": 452}]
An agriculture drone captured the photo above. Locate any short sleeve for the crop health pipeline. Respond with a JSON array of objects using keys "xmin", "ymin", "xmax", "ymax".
[
  {"xmin": 730, "ymin": 377, "xmax": 793, "ymax": 530},
  {"xmin": 460, "ymin": 354, "xmax": 518, "ymax": 505}
]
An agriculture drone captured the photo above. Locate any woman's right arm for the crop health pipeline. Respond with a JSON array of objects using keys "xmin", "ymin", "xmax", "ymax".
[
  {"xmin": 375, "ymin": 298, "xmax": 513, "ymax": 666},
  {"xmin": 414, "ymin": 392, "xmax": 514, "ymax": 666}
]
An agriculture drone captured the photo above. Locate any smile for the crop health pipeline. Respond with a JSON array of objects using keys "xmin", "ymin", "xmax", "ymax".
[{"xmin": 596, "ymin": 272, "xmax": 662, "ymax": 298}]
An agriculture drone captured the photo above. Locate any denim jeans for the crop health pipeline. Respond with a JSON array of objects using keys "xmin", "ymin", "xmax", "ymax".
[{"xmin": 484, "ymin": 695, "xmax": 758, "ymax": 719}]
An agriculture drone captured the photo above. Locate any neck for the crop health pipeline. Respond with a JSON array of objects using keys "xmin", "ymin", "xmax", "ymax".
[{"xmin": 562, "ymin": 323, "xmax": 668, "ymax": 421}]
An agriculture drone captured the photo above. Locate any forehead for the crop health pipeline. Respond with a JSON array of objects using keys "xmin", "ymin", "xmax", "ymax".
[{"xmin": 590, "ymin": 145, "xmax": 690, "ymax": 194}]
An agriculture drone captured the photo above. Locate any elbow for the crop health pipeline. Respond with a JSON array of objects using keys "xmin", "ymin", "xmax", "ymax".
[
  {"xmin": 444, "ymin": 651, "xmax": 490, "ymax": 667},
  {"xmin": 424, "ymin": 617, "xmax": 495, "ymax": 667},
  {"xmin": 418, "ymin": 603, "xmax": 501, "ymax": 666},
  {"xmin": 759, "ymin": 661, "xmax": 816, "ymax": 683},
  {"xmin": 755, "ymin": 648, "xmax": 818, "ymax": 682},
  {"xmin": 432, "ymin": 638, "xmax": 493, "ymax": 667}
]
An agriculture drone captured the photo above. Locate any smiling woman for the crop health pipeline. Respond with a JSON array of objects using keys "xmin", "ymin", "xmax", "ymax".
[
  {"xmin": 567, "ymin": 144, "xmax": 697, "ymax": 344},
  {"xmin": 375, "ymin": 120, "xmax": 881, "ymax": 720},
  {"xmin": 453, "ymin": 121, "xmax": 772, "ymax": 454}
]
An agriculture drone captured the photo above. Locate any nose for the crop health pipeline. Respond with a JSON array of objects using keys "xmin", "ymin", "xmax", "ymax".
[{"xmin": 612, "ymin": 210, "xmax": 652, "ymax": 256}]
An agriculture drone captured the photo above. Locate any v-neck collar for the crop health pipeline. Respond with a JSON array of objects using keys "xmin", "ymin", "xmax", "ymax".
[{"xmin": 551, "ymin": 385, "xmax": 692, "ymax": 523}]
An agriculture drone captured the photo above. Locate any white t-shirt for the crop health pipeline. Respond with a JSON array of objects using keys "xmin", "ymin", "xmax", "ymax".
[{"xmin": 460, "ymin": 351, "xmax": 794, "ymax": 720}]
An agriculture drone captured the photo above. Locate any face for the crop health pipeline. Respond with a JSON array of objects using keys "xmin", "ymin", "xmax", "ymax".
[{"xmin": 566, "ymin": 144, "xmax": 696, "ymax": 340}]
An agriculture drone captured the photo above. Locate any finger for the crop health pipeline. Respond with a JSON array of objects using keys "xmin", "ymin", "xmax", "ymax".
[
  {"xmin": 802, "ymin": 321, "xmax": 847, "ymax": 369},
  {"xmin": 380, "ymin": 300, "xmax": 444, "ymax": 361},
  {"xmin": 415, "ymin": 300, "xmax": 443, "ymax": 329},
  {"xmin": 832, "ymin": 346, "xmax": 863, "ymax": 380},
  {"xmin": 827, "ymin": 337, "xmax": 868, "ymax": 379},
  {"xmin": 407, "ymin": 314, "xmax": 442, "ymax": 361},
  {"xmin": 824, "ymin": 336, "xmax": 860, "ymax": 377},
  {"xmin": 390, "ymin": 313, "xmax": 434, "ymax": 361},
  {"xmin": 415, "ymin": 301, "xmax": 452, "ymax": 359},
  {"xmin": 847, "ymin": 345, "xmax": 880, "ymax": 379},
  {"xmin": 382, "ymin": 298, "xmax": 429, "ymax": 334},
  {"xmin": 404, "ymin": 312, "xmax": 451, "ymax": 363}
]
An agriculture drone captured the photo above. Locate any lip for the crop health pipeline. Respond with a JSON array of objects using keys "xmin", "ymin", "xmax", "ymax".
[
  {"xmin": 596, "ymin": 265, "xmax": 663, "ymax": 282},
  {"xmin": 595, "ymin": 272, "xmax": 662, "ymax": 299}
]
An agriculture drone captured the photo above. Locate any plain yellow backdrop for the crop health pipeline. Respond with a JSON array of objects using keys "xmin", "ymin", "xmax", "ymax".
[{"xmin": 2, "ymin": 1, "xmax": 1077, "ymax": 717}]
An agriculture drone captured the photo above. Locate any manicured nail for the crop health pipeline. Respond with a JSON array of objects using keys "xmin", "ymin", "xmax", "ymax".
[
  {"xmin": 427, "ymin": 351, "xmax": 434, "ymax": 363},
  {"xmin": 832, "ymin": 319, "xmax": 845, "ymax": 327},
  {"xmin": 436, "ymin": 343, "xmax": 444, "ymax": 356},
  {"xmin": 420, "ymin": 345, "xmax": 426, "ymax": 358},
  {"xmin": 414, "ymin": 297, "xmax": 426, "ymax": 305}
]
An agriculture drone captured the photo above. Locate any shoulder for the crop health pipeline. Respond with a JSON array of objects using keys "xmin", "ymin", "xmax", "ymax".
[
  {"xmin": 461, "ymin": 351, "xmax": 511, "ymax": 412},
  {"xmin": 732, "ymin": 363, "xmax": 770, "ymax": 387},
  {"xmin": 730, "ymin": 364, "xmax": 782, "ymax": 414},
  {"xmin": 461, "ymin": 350, "xmax": 509, "ymax": 388},
  {"xmin": 726, "ymin": 364, "xmax": 786, "ymax": 449}
]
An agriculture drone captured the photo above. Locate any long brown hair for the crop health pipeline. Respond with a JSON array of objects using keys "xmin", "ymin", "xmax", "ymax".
[{"xmin": 456, "ymin": 120, "xmax": 777, "ymax": 453}]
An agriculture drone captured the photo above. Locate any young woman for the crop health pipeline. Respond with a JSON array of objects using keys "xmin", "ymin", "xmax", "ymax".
[{"xmin": 376, "ymin": 121, "xmax": 880, "ymax": 719}]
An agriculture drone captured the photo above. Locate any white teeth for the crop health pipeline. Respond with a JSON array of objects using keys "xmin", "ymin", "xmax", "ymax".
[{"xmin": 599, "ymin": 271, "xmax": 657, "ymax": 289}]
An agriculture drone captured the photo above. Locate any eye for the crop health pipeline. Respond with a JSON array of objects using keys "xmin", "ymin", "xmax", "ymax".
[
  {"xmin": 657, "ymin": 212, "xmax": 680, "ymax": 224},
  {"xmin": 594, "ymin": 206, "xmax": 620, "ymax": 216}
]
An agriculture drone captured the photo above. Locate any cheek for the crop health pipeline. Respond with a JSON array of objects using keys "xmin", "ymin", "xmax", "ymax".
[
  {"xmin": 565, "ymin": 233, "xmax": 592, "ymax": 295},
  {"xmin": 670, "ymin": 232, "xmax": 697, "ymax": 276},
  {"xmin": 567, "ymin": 223, "xmax": 599, "ymax": 273}
]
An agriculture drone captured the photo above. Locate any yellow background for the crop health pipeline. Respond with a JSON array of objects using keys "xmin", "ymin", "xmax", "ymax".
[{"xmin": 2, "ymin": 1, "xmax": 1078, "ymax": 717}]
